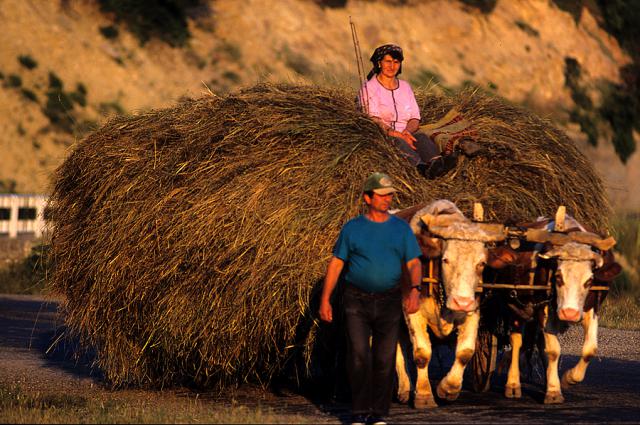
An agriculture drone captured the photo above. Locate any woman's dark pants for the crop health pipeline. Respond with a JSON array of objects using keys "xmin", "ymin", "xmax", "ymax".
[
  {"xmin": 391, "ymin": 131, "xmax": 439, "ymax": 166},
  {"xmin": 343, "ymin": 284, "xmax": 403, "ymax": 418}
]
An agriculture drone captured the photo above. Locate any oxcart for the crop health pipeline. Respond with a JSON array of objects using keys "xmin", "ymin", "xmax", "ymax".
[{"xmin": 405, "ymin": 204, "xmax": 617, "ymax": 399}]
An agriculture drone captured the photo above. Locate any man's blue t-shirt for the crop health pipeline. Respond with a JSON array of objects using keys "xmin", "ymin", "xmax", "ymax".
[{"xmin": 333, "ymin": 215, "xmax": 422, "ymax": 293}]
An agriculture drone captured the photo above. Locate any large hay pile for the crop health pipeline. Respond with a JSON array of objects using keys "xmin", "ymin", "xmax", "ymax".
[{"xmin": 47, "ymin": 83, "xmax": 610, "ymax": 389}]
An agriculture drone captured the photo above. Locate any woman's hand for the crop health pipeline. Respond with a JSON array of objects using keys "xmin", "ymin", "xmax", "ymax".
[{"xmin": 389, "ymin": 129, "xmax": 418, "ymax": 150}]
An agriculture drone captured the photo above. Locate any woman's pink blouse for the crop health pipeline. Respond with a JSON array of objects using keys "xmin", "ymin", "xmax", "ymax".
[{"xmin": 359, "ymin": 78, "xmax": 421, "ymax": 132}]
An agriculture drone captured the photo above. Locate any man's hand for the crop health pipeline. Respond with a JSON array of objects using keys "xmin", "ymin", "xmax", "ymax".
[
  {"xmin": 403, "ymin": 289, "xmax": 420, "ymax": 314},
  {"xmin": 403, "ymin": 257, "xmax": 422, "ymax": 314},
  {"xmin": 319, "ymin": 298, "xmax": 333, "ymax": 322},
  {"xmin": 319, "ymin": 256, "xmax": 344, "ymax": 323}
]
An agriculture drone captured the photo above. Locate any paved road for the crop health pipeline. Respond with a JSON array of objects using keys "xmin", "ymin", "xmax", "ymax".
[{"xmin": 1, "ymin": 294, "xmax": 639, "ymax": 424}]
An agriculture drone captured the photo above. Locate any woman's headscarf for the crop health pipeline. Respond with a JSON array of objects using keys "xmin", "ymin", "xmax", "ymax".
[{"xmin": 367, "ymin": 44, "xmax": 404, "ymax": 80}]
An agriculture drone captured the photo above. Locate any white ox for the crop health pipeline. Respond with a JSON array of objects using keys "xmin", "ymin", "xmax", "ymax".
[
  {"xmin": 496, "ymin": 213, "xmax": 620, "ymax": 403},
  {"xmin": 395, "ymin": 200, "xmax": 507, "ymax": 408}
]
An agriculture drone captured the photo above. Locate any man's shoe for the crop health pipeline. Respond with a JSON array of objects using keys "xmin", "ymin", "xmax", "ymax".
[
  {"xmin": 350, "ymin": 414, "xmax": 368, "ymax": 425},
  {"xmin": 368, "ymin": 416, "xmax": 387, "ymax": 425},
  {"xmin": 457, "ymin": 138, "xmax": 484, "ymax": 157}
]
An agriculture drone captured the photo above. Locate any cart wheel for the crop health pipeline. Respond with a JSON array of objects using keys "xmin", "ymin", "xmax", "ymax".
[{"xmin": 470, "ymin": 329, "xmax": 498, "ymax": 392}]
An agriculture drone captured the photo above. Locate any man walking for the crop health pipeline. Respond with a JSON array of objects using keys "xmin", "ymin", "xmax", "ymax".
[{"xmin": 319, "ymin": 172, "xmax": 422, "ymax": 425}]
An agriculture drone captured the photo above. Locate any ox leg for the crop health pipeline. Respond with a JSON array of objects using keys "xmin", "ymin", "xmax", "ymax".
[
  {"xmin": 505, "ymin": 331, "xmax": 523, "ymax": 398},
  {"xmin": 543, "ymin": 331, "xmax": 564, "ymax": 404},
  {"xmin": 395, "ymin": 340, "xmax": 411, "ymax": 404},
  {"xmin": 561, "ymin": 309, "xmax": 598, "ymax": 389},
  {"xmin": 405, "ymin": 311, "xmax": 437, "ymax": 408},
  {"xmin": 437, "ymin": 311, "xmax": 480, "ymax": 401}
]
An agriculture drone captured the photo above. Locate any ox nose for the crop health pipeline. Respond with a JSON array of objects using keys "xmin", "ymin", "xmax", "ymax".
[
  {"xmin": 558, "ymin": 308, "xmax": 581, "ymax": 322},
  {"xmin": 449, "ymin": 296, "xmax": 476, "ymax": 312}
]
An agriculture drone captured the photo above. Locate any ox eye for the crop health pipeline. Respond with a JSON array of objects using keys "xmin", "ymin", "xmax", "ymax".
[
  {"xmin": 555, "ymin": 274, "xmax": 564, "ymax": 287},
  {"xmin": 442, "ymin": 258, "xmax": 450, "ymax": 264}
]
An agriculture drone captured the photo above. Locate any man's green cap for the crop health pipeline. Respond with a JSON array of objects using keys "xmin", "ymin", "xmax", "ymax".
[{"xmin": 363, "ymin": 172, "xmax": 398, "ymax": 195}]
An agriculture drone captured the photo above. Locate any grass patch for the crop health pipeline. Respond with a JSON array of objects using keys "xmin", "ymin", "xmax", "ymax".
[
  {"xmin": 600, "ymin": 211, "xmax": 640, "ymax": 329},
  {"xmin": 600, "ymin": 295, "xmax": 640, "ymax": 329},
  {"xmin": 0, "ymin": 384, "xmax": 315, "ymax": 424},
  {"xmin": 0, "ymin": 179, "xmax": 17, "ymax": 193}
]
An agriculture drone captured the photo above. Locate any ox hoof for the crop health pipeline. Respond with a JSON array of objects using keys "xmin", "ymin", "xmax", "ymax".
[
  {"xmin": 414, "ymin": 395, "xmax": 438, "ymax": 409},
  {"xmin": 397, "ymin": 391, "xmax": 411, "ymax": 404},
  {"xmin": 544, "ymin": 391, "xmax": 565, "ymax": 404},
  {"xmin": 504, "ymin": 384, "xmax": 521, "ymax": 399},
  {"xmin": 561, "ymin": 371, "xmax": 577, "ymax": 390},
  {"xmin": 436, "ymin": 382, "xmax": 461, "ymax": 401}
]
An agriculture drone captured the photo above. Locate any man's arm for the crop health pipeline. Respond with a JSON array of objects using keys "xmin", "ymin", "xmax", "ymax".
[
  {"xmin": 319, "ymin": 256, "xmax": 345, "ymax": 323},
  {"xmin": 403, "ymin": 257, "xmax": 422, "ymax": 314}
]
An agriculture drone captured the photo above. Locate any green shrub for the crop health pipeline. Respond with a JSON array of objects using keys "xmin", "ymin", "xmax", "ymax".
[
  {"xmin": 281, "ymin": 45, "xmax": 312, "ymax": 76},
  {"xmin": 20, "ymin": 88, "xmax": 38, "ymax": 103},
  {"xmin": 98, "ymin": 0, "xmax": 204, "ymax": 47},
  {"xmin": 459, "ymin": 0, "xmax": 497, "ymax": 13},
  {"xmin": 18, "ymin": 54, "xmax": 38, "ymax": 70},
  {"xmin": 551, "ymin": 0, "xmax": 584, "ymax": 23},
  {"xmin": 7, "ymin": 74, "xmax": 22, "ymax": 88},
  {"xmin": 599, "ymin": 80, "xmax": 638, "ymax": 162},
  {"xmin": 98, "ymin": 100, "xmax": 126, "ymax": 116},
  {"xmin": 0, "ymin": 244, "xmax": 48, "ymax": 295},
  {"xmin": 219, "ymin": 40, "xmax": 242, "ymax": 62},
  {"xmin": 597, "ymin": 0, "xmax": 640, "ymax": 59},
  {"xmin": 410, "ymin": 68, "xmax": 443, "ymax": 88},
  {"xmin": 69, "ymin": 83, "xmax": 88, "ymax": 107},
  {"xmin": 222, "ymin": 70, "xmax": 240, "ymax": 83},
  {"xmin": 515, "ymin": 20, "xmax": 540, "ymax": 37},
  {"xmin": 48, "ymin": 72, "xmax": 63, "ymax": 90},
  {"xmin": 43, "ymin": 89, "xmax": 75, "ymax": 133},
  {"xmin": 99, "ymin": 25, "xmax": 119, "ymax": 39}
]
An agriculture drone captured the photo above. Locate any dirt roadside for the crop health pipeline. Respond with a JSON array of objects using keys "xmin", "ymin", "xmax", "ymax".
[{"xmin": 2, "ymin": 293, "xmax": 640, "ymax": 424}]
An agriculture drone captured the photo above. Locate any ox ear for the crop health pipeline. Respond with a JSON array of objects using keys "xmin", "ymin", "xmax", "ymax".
[
  {"xmin": 487, "ymin": 245, "xmax": 518, "ymax": 269},
  {"xmin": 417, "ymin": 234, "xmax": 443, "ymax": 258},
  {"xmin": 593, "ymin": 261, "xmax": 622, "ymax": 282},
  {"xmin": 591, "ymin": 251, "xmax": 604, "ymax": 269}
]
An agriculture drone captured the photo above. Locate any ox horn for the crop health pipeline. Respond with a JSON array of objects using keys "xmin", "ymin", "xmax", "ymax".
[{"xmin": 554, "ymin": 206, "xmax": 566, "ymax": 232}]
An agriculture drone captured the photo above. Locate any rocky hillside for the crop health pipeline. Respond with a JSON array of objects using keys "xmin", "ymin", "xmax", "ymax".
[{"xmin": 1, "ymin": 0, "xmax": 638, "ymax": 209}]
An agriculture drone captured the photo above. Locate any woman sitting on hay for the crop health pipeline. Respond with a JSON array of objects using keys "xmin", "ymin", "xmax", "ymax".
[{"xmin": 359, "ymin": 44, "xmax": 481, "ymax": 178}]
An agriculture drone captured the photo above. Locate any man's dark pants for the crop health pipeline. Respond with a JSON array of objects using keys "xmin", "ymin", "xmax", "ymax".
[{"xmin": 343, "ymin": 284, "xmax": 403, "ymax": 418}]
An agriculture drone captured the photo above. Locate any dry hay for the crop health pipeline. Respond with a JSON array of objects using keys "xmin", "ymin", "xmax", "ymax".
[{"xmin": 46, "ymin": 83, "xmax": 610, "ymax": 389}]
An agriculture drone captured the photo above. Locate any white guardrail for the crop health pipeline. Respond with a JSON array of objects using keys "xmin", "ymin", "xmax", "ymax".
[{"xmin": 0, "ymin": 194, "xmax": 47, "ymax": 238}]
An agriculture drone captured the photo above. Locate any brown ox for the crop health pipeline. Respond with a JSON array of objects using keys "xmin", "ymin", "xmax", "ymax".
[
  {"xmin": 489, "ymin": 213, "xmax": 621, "ymax": 403},
  {"xmin": 394, "ymin": 200, "xmax": 508, "ymax": 408}
]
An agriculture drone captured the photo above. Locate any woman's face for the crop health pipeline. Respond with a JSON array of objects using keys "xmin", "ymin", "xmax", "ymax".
[{"xmin": 378, "ymin": 54, "xmax": 401, "ymax": 78}]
